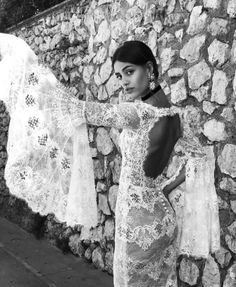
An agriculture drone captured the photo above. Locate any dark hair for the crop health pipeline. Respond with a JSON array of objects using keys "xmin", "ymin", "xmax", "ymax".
[{"xmin": 112, "ymin": 40, "xmax": 159, "ymax": 79}]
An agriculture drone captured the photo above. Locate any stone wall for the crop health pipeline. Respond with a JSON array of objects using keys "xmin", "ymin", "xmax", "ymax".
[{"xmin": 0, "ymin": 0, "xmax": 236, "ymax": 285}]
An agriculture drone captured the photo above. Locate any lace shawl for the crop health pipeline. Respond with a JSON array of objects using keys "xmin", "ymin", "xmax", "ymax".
[{"xmin": 0, "ymin": 33, "xmax": 98, "ymax": 228}]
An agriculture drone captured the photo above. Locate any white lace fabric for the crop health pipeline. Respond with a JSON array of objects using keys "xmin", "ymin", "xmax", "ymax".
[
  {"xmin": 0, "ymin": 33, "xmax": 220, "ymax": 286},
  {"xmin": 161, "ymin": 114, "xmax": 221, "ymax": 259},
  {"xmin": 0, "ymin": 33, "xmax": 97, "ymax": 228},
  {"xmin": 176, "ymin": 146, "xmax": 220, "ymax": 259}
]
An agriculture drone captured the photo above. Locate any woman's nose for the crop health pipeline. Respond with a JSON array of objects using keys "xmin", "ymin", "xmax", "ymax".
[{"xmin": 122, "ymin": 77, "xmax": 130, "ymax": 87}]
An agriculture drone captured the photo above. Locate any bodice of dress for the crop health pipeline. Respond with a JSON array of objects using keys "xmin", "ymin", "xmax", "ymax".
[
  {"xmin": 82, "ymin": 99, "xmax": 194, "ymax": 181},
  {"xmin": 119, "ymin": 119, "xmax": 172, "ymax": 189}
]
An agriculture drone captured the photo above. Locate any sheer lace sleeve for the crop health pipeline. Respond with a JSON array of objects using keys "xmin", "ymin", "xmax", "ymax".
[
  {"xmin": 50, "ymin": 80, "xmax": 142, "ymax": 131},
  {"xmin": 84, "ymin": 101, "xmax": 141, "ymax": 129},
  {"xmin": 55, "ymin": 88, "xmax": 189, "ymax": 133}
]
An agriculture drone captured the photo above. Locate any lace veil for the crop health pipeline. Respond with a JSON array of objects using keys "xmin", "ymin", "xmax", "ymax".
[{"xmin": 0, "ymin": 33, "xmax": 98, "ymax": 228}]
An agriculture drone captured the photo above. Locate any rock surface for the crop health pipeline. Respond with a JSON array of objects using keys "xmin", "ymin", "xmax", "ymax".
[
  {"xmin": 170, "ymin": 78, "xmax": 187, "ymax": 104},
  {"xmin": 202, "ymin": 255, "xmax": 221, "ymax": 287},
  {"xmin": 180, "ymin": 34, "xmax": 205, "ymax": 63},
  {"xmin": 188, "ymin": 60, "xmax": 211, "ymax": 90},
  {"xmin": 218, "ymin": 144, "xmax": 236, "ymax": 178},
  {"xmin": 179, "ymin": 258, "xmax": 199, "ymax": 285},
  {"xmin": 203, "ymin": 119, "xmax": 227, "ymax": 141},
  {"xmin": 96, "ymin": 128, "xmax": 114, "ymax": 156},
  {"xmin": 187, "ymin": 6, "xmax": 208, "ymax": 35}
]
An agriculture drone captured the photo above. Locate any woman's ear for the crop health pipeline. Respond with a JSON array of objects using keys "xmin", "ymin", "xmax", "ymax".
[{"xmin": 146, "ymin": 61, "xmax": 154, "ymax": 76}]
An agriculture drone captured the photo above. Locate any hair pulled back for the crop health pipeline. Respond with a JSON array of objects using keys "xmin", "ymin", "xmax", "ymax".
[{"xmin": 112, "ymin": 41, "xmax": 159, "ymax": 79}]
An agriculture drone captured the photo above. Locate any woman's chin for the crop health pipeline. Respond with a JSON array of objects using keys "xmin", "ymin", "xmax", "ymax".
[{"xmin": 125, "ymin": 93, "xmax": 139, "ymax": 102}]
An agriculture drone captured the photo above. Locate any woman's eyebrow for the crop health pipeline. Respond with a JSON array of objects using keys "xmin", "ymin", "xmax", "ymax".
[
  {"xmin": 122, "ymin": 65, "xmax": 133, "ymax": 71},
  {"xmin": 115, "ymin": 65, "xmax": 134, "ymax": 75}
]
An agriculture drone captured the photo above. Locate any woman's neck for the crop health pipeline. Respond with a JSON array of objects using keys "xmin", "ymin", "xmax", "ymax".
[
  {"xmin": 134, "ymin": 85, "xmax": 162, "ymax": 103},
  {"xmin": 141, "ymin": 85, "xmax": 162, "ymax": 101}
]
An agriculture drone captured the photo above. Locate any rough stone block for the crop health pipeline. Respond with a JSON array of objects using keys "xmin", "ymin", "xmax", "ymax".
[
  {"xmin": 170, "ymin": 78, "xmax": 187, "ymax": 104},
  {"xmin": 208, "ymin": 39, "xmax": 230, "ymax": 67},
  {"xmin": 202, "ymin": 255, "xmax": 220, "ymax": 287},
  {"xmin": 211, "ymin": 69, "xmax": 228, "ymax": 104},
  {"xmin": 188, "ymin": 60, "xmax": 211, "ymax": 90},
  {"xmin": 180, "ymin": 34, "xmax": 205, "ymax": 63},
  {"xmin": 227, "ymin": 0, "xmax": 236, "ymax": 18},
  {"xmin": 187, "ymin": 6, "xmax": 208, "ymax": 35},
  {"xmin": 96, "ymin": 128, "xmax": 114, "ymax": 155},
  {"xmin": 203, "ymin": 119, "xmax": 227, "ymax": 142},
  {"xmin": 218, "ymin": 144, "xmax": 236, "ymax": 177},
  {"xmin": 179, "ymin": 258, "xmax": 199, "ymax": 285},
  {"xmin": 203, "ymin": 0, "xmax": 221, "ymax": 9}
]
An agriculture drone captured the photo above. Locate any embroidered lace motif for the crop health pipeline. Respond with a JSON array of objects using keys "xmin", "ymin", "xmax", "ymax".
[{"xmin": 117, "ymin": 212, "xmax": 176, "ymax": 251}]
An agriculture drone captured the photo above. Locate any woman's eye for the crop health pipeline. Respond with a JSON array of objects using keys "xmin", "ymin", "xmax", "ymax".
[
  {"xmin": 116, "ymin": 74, "xmax": 122, "ymax": 80},
  {"xmin": 126, "ymin": 70, "xmax": 134, "ymax": 75}
]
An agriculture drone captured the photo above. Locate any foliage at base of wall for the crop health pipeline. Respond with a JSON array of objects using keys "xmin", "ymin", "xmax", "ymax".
[{"xmin": 0, "ymin": 0, "xmax": 66, "ymax": 31}]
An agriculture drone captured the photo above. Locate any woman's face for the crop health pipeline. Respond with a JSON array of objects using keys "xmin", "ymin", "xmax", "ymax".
[{"xmin": 114, "ymin": 61, "xmax": 150, "ymax": 102}]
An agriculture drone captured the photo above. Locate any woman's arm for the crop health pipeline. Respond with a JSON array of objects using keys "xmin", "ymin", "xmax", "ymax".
[
  {"xmin": 84, "ymin": 100, "xmax": 141, "ymax": 130},
  {"xmin": 48, "ymin": 80, "xmax": 142, "ymax": 131},
  {"xmin": 162, "ymin": 165, "xmax": 186, "ymax": 198}
]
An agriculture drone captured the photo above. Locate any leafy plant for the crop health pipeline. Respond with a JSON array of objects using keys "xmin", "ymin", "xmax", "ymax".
[{"xmin": 0, "ymin": 0, "xmax": 65, "ymax": 31}]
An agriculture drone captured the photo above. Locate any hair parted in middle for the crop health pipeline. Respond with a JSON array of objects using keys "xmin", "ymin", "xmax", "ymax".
[{"xmin": 111, "ymin": 40, "xmax": 159, "ymax": 80}]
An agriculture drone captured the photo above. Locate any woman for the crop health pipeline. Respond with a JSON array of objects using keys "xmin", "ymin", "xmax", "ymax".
[
  {"xmin": 68, "ymin": 40, "xmax": 185, "ymax": 286},
  {"xmin": 0, "ymin": 34, "xmax": 220, "ymax": 287},
  {"xmin": 108, "ymin": 41, "xmax": 183, "ymax": 286},
  {"xmin": 58, "ymin": 41, "xmax": 185, "ymax": 285}
]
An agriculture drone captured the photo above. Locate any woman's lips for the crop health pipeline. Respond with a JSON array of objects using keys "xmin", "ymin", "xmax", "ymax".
[{"xmin": 125, "ymin": 88, "xmax": 134, "ymax": 93}]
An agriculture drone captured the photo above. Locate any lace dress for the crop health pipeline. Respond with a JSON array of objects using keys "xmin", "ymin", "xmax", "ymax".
[{"xmin": 83, "ymin": 101, "xmax": 181, "ymax": 287}]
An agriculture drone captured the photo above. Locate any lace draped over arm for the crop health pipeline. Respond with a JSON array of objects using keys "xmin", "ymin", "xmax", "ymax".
[
  {"xmin": 178, "ymin": 144, "xmax": 220, "ymax": 259},
  {"xmin": 161, "ymin": 107, "xmax": 221, "ymax": 259}
]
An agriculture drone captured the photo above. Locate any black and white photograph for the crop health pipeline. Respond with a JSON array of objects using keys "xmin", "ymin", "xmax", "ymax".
[{"xmin": 0, "ymin": 0, "xmax": 235, "ymax": 286}]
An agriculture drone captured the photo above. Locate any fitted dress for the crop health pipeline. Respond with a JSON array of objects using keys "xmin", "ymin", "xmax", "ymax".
[{"xmin": 81, "ymin": 100, "xmax": 182, "ymax": 287}]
